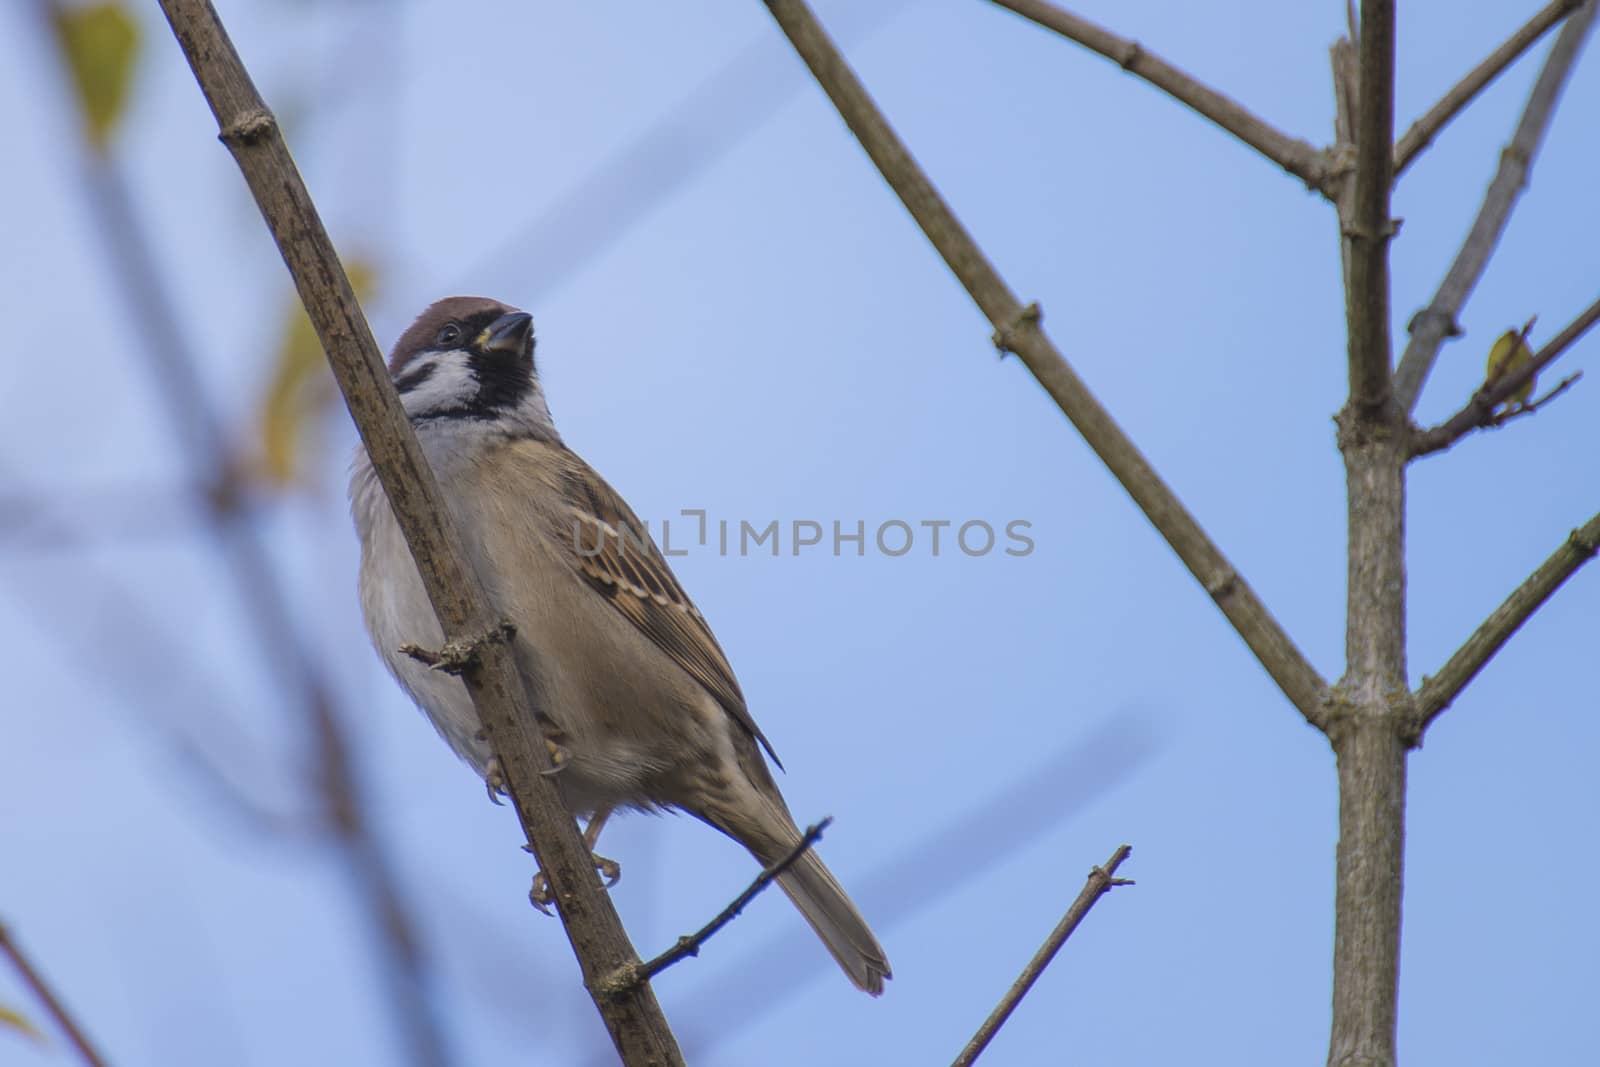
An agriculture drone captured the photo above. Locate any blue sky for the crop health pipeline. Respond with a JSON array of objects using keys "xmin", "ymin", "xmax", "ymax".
[{"xmin": 2, "ymin": 2, "xmax": 1597, "ymax": 1064}]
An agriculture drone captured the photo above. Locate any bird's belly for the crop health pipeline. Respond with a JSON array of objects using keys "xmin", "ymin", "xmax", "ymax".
[{"xmin": 362, "ymin": 501, "xmax": 725, "ymax": 815}]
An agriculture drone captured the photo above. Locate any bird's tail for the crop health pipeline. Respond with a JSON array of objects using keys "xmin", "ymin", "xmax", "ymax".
[{"xmin": 770, "ymin": 838, "xmax": 891, "ymax": 995}]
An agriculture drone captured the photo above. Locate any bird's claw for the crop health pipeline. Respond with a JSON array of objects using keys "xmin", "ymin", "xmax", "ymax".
[
  {"xmin": 541, "ymin": 737, "xmax": 570, "ymax": 776},
  {"xmin": 484, "ymin": 757, "xmax": 508, "ymax": 806},
  {"xmin": 529, "ymin": 853, "xmax": 621, "ymax": 915}
]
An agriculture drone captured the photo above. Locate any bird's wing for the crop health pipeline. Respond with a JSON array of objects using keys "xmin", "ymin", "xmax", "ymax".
[{"xmin": 533, "ymin": 442, "xmax": 781, "ymax": 768}]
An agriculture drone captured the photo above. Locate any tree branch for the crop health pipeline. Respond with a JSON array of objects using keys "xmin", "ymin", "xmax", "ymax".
[
  {"xmin": 951, "ymin": 845, "xmax": 1133, "ymax": 1067},
  {"xmin": 602, "ymin": 819, "xmax": 832, "ymax": 995},
  {"xmin": 1342, "ymin": 0, "xmax": 1397, "ymax": 415},
  {"xmin": 1393, "ymin": 0, "xmax": 1587, "ymax": 178},
  {"xmin": 0, "ymin": 923, "xmax": 109, "ymax": 1067},
  {"xmin": 154, "ymin": 3, "xmax": 683, "ymax": 1063},
  {"xmin": 761, "ymin": 0, "xmax": 1330, "ymax": 728},
  {"xmin": 1411, "ymin": 512, "xmax": 1600, "ymax": 736},
  {"xmin": 1409, "ymin": 293, "xmax": 1600, "ymax": 456},
  {"xmin": 982, "ymin": 0, "xmax": 1332, "ymax": 194},
  {"xmin": 37, "ymin": 2, "xmax": 452, "ymax": 1056},
  {"xmin": 1392, "ymin": 0, "xmax": 1599, "ymax": 412}
]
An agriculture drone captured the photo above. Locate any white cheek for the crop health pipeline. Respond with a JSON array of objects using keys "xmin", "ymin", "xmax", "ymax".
[{"xmin": 400, "ymin": 354, "xmax": 477, "ymax": 416}]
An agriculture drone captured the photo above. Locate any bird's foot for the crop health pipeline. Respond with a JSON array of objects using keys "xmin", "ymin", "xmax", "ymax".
[
  {"xmin": 541, "ymin": 736, "xmax": 571, "ymax": 776},
  {"xmin": 483, "ymin": 756, "xmax": 508, "ymax": 806},
  {"xmin": 529, "ymin": 853, "xmax": 622, "ymax": 915}
]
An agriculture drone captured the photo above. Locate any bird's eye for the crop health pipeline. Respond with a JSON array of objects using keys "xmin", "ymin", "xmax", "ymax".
[{"xmin": 435, "ymin": 323, "xmax": 463, "ymax": 346}]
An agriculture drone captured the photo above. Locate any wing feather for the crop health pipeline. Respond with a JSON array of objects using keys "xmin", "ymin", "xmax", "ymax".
[{"xmin": 537, "ymin": 444, "xmax": 781, "ymax": 767}]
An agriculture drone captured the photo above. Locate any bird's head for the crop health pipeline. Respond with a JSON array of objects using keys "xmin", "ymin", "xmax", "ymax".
[{"xmin": 388, "ymin": 296, "xmax": 557, "ymax": 440}]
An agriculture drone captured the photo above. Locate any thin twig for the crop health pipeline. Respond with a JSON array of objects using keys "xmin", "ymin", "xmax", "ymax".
[
  {"xmin": 982, "ymin": 0, "xmax": 1332, "ymax": 194},
  {"xmin": 650, "ymin": 718, "xmax": 1159, "ymax": 1067},
  {"xmin": 1394, "ymin": 0, "xmax": 1586, "ymax": 177},
  {"xmin": 951, "ymin": 845, "xmax": 1133, "ymax": 1067},
  {"xmin": 0, "ymin": 923, "xmax": 110, "ymax": 1067},
  {"xmin": 155, "ymin": 4, "xmax": 683, "ymax": 1062},
  {"xmin": 761, "ymin": 0, "xmax": 1331, "ymax": 728},
  {"xmin": 1392, "ymin": 0, "xmax": 1599, "ymax": 412},
  {"xmin": 603, "ymin": 819, "xmax": 832, "ymax": 995},
  {"xmin": 1342, "ymin": 0, "xmax": 1397, "ymax": 414},
  {"xmin": 1411, "ymin": 512, "xmax": 1600, "ymax": 736},
  {"xmin": 1410, "ymin": 293, "xmax": 1600, "ymax": 456}
]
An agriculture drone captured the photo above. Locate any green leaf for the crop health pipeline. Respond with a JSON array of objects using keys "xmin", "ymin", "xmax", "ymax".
[{"xmin": 51, "ymin": 2, "xmax": 142, "ymax": 152}]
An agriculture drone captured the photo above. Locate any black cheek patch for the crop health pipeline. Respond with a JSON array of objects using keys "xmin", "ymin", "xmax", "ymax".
[{"xmin": 394, "ymin": 362, "xmax": 437, "ymax": 394}]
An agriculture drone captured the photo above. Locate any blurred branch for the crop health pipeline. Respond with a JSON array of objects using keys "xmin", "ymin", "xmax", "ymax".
[
  {"xmin": 0, "ymin": 922, "xmax": 110, "ymax": 1067},
  {"xmin": 38, "ymin": 3, "xmax": 453, "ymax": 1063},
  {"xmin": 155, "ymin": 3, "xmax": 683, "ymax": 1063},
  {"xmin": 951, "ymin": 845, "xmax": 1133, "ymax": 1067},
  {"xmin": 981, "ymin": 0, "xmax": 1333, "ymax": 193},
  {"xmin": 0, "ymin": 464, "xmax": 309, "ymax": 835},
  {"xmin": 0, "ymin": 481, "xmax": 210, "ymax": 552},
  {"xmin": 1411, "ymin": 512, "xmax": 1600, "ymax": 736},
  {"xmin": 454, "ymin": 0, "xmax": 913, "ymax": 301},
  {"xmin": 604, "ymin": 819, "xmax": 832, "ymax": 994},
  {"xmin": 1409, "ymin": 293, "xmax": 1599, "ymax": 456},
  {"xmin": 760, "ymin": 0, "xmax": 1331, "ymax": 726},
  {"xmin": 1393, "ymin": 0, "xmax": 1586, "ymax": 177},
  {"xmin": 1392, "ymin": 0, "xmax": 1598, "ymax": 412}
]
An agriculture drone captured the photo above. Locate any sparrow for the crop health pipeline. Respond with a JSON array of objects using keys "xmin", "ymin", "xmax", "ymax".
[{"xmin": 349, "ymin": 296, "xmax": 890, "ymax": 994}]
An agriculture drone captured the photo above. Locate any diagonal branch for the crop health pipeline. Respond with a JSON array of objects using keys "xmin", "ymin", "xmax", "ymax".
[
  {"xmin": 761, "ymin": 0, "xmax": 1330, "ymax": 726},
  {"xmin": 155, "ymin": 3, "xmax": 683, "ymax": 1064},
  {"xmin": 1342, "ymin": 0, "xmax": 1397, "ymax": 414},
  {"xmin": 1394, "ymin": 0, "xmax": 1587, "ymax": 178},
  {"xmin": 1409, "ymin": 292, "xmax": 1600, "ymax": 456},
  {"xmin": 982, "ymin": 0, "xmax": 1332, "ymax": 194},
  {"xmin": 1411, "ymin": 512, "xmax": 1600, "ymax": 736},
  {"xmin": 1392, "ymin": 0, "xmax": 1599, "ymax": 413},
  {"xmin": 951, "ymin": 845, "xmax": 1133, "ymax": 1067},
  {"xmin": 37, "ymin": 2, "xmax": 452, "ymax": 1057},
  {"xmin": 0, "ymin": 923, "xmax": 109, "ymax": 1067}
]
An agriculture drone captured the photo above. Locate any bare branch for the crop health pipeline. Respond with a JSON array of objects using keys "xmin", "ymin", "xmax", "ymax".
[
  {"xmin": 1394, "ymin": 0, "xmax": 1587, "ymax": 177},
  {"xmin": 1410, "ymin": 293, "xmax": 1600, "ymax": 456},
  {"xmin": 603, "ymin": 819, "xmax": 832, "ymax": 995},
  {"xmin": 761, "ymin": 0, "xmax": 1331, "ymax": 727},
  {"xmin": 155, "ymin": 2, "xmax": 683, "ymax": 1063},
  {"xmin": 1392, "ymin": 0, "xmax": 1599, "ymax": 412},
  {"xmin": 982, "ymin": 0, "xmax": 1332, "ymax": 194},
  {"xmin": 1412, "ymin": 513, "xmax": 1600, "ymax": 737},
  {"xmin": 951, "ymin": 846, "xmax": 1133, "ymax": 1067},
  {"xmin": 1342, "ymin": 0, "xmax": 1397, "ymax": 414},
  {"xmin": 38, "ymin": 3, "xmax": 455, "ymax": 1057},
  {"xmin": 0, "ymin": 923, "xmax": 110, "ymax": 1067}
]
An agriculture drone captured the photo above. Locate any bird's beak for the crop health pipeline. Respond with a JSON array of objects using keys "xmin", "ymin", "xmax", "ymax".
[{"xmin": 479, "ymin": 311, "xmax": 534, "ymax": 356}]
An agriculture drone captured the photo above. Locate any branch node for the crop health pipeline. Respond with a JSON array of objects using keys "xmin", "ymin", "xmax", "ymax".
[
  {"xmin": 1204, "ymin": 568, "xmax": 1238, "ymax": 601},
  {"xmin": 992, "ymin": 301, "xmax": 1042, "ymax": 357},
  {"xmin": 218, "ymin": 108, "xmax": 276, "ymax": 147},
  {"xmin": 593, "ymin": 961, "xmax": 643, "ymax": 1000},
  {"xmin": 1115, "ymin": 39, "xmax": 1145, "ymax": 71},
  {"xmin": 399, "ymin": 620, "xmax": 517, "ymax": 675},
  {"xmin": 1570, "ymin": 524, "xmax": 1600, "ymax": 559}
]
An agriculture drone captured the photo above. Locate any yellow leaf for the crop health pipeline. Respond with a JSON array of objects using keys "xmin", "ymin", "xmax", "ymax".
[
  {"xmin": 51, "ymin": 2, "xmax": 142, "ymax": 153},
  {"xmin": 256, "ymin": 261, "xmax": 379, "ymax": 487},
  {"xmin": 1484, "ymin": 327, "xmax": 1535, "ymax": 411},
  {"xmin": 0, "ymin": 1002, "xmax": 45, "ymax": 1044}
]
